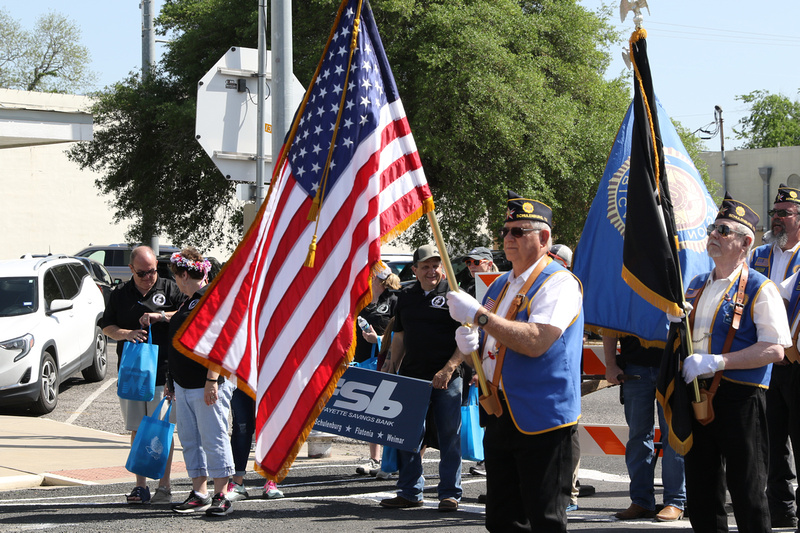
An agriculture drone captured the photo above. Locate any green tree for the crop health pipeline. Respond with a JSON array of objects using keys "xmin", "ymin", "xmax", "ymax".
[
  {"xmin": 71, "ymin": 0, "xmax": 631, "ymax": 251},
  {"xmin": 0, "ymin": 9, "xmax": 96, "ymax": 93},
  {"xmin": 734, "ymin": 90, "xmax": 800, "ymax": 149}
]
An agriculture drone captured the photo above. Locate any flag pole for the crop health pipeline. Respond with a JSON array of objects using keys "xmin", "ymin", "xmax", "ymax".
[
  {"xmin": 426, "ymin": 211, "xmax": 490, "ymax": 396},
  {"xmin": 622, "ymin": 0, "xmax": 702, "ymax": 407}
]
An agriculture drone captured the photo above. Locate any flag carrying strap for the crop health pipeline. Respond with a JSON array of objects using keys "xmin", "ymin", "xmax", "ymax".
[
  {"xmin": 483, "ymin": 257, "xmax": 551, "ymax": 416},
  {"xmin": 687, "ymin": 263, "xmax": 749, "ymax": 423}
]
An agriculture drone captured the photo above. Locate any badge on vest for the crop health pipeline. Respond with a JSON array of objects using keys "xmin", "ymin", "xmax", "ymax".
[
  {"xmin": 430, "ymin": 295, "xmax": 446, "ymax": 308},
  {"xmin": 152, "ymin": 293, "xmax": 166, "ymax": 307}
]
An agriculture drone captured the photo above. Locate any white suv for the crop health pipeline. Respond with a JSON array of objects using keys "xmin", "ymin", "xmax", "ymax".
[{"xmin": 0, "ymin": 256, "xmax": 107, "ymax": 414}]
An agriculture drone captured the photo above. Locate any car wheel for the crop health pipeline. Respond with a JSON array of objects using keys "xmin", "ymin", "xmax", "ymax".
[
  {"xmin": 82, "ymin": 326, "xmax": 108, "ymax": 382},
  {"xmin": 32, "ymin": 352, "xmax": 58, "ymax": 414}
]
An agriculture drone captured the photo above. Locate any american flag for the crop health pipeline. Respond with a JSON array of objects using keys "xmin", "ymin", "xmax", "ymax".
[{"xmin": 174, "ymin": 0, "xmax": 433, "ymax": 480}]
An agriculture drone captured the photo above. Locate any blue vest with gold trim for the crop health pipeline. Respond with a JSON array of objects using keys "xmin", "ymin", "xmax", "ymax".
[
  {"xmin": 481, "ymin": 261, "xmax": 583, "ymax": 434},
  {"xmin": 685, "ymin": 268, "xmax": 773, "ymax": 387},
  {"xmin": 750, "ymin": 243, "xmax": 800, "ymax": 281}
]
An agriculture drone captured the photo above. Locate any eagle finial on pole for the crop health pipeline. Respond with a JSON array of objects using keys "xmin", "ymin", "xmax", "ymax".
[
  {"xmin": 620, "ymin": 0, "xmax": 650, "ymax": 69},
  {"xmin": 620, "ymin": 0, "xmax": 650, "ymax": 27}
]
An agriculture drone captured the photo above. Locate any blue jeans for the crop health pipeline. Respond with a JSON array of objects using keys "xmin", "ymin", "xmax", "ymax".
[
  {"xmin": 623, "ymin": 364, "xmax": 686, "ymax": 510},
  {"xmin": 396, "ymin": 375, "xmax": 462, "ymax": 501},
  {"xmin": 175, "ymin": 380, "xmax": 236, "ymax": 479},
  {"xmin": 230, "ymin": 387, "xmax": 255, "ymax": 477}
]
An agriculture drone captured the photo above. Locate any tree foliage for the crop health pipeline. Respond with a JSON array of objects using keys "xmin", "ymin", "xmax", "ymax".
[
  {"xmin": 734, "ymin": 90, "xmax": 800, "ymax": 149},
  {"xmin": 71, "ymin": 0, "xmax": 633, "ymax": 252},
  {"xmin": 0, "ymin": 9, "xmax": 96, "ymax": 93}
]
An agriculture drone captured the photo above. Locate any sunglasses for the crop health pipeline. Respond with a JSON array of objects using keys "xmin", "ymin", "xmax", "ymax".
[
  {"xmin": 499, "ymin": 227, "xmax": 538, "ymax": 239},
  {"xmin": 706, "ymin": 224, "xmax": 743, "ymax": 237},
  {"xmin": 769, "ymin": 208, "xmax": 798, "ymax": 218},
  {"xmin": 465, "ymin": 259, "xmax": 486, "ymax": 266},
  {"xmin": 134, "ymin": 268, "xmax": 157, "ymax": 278}
]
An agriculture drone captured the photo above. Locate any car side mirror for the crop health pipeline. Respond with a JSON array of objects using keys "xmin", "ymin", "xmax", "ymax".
[{"xmin": 47, "ymin": 299, "xmax": 74, "ymax": 315}]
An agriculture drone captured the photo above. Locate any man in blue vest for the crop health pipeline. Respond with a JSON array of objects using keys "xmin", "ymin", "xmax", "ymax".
[
  {"xmin": 447, "ymin": 190, "xmax": 583, "ymax": 533},
  {"xmin": 751, "ymin": 184, "xmax": 800, "ymax": 529},
  {"xmin": 680, "ymin": 194, "xmax": 791, "ymax": 533}
]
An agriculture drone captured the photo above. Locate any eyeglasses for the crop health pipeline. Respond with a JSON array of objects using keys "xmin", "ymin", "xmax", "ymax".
[
  {"xmin": 465, "ymin": 259, "xmax": 486, "ymax": 266},
  {"xmin": 706, "ymin": 224, "xmax": 744, "ymax": 237},
  {"xmin": 769, "ymin": 208, "xmax": 798, "ymax": 218},
  {"xmin": 499, "ymin": 227, "xmax": 539, "ymax": 239},
  {"xmin": 134, "ymin": 268, "xmax": 157, "ymax": 278}
]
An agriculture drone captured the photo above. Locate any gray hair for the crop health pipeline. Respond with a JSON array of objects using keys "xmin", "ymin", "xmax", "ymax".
[{"xmin": 731, "ymin": 222, "xmax": 755, "ymax": 252}]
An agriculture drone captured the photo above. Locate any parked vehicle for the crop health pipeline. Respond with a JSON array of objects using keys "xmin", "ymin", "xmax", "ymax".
[
  {"xmin": 0, "ymin": 255, "xmax": 107, "ymax": 414},
  {"xmin": 75, "ymin": 243, "xmax": 180, "ymax": 283},
  {"xmin": 72, "ymin": 256, "xmax": 115, "ymax": 307}
]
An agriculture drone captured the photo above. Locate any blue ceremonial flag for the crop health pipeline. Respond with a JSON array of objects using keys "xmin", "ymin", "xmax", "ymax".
[{"xmin": 572, "ymin": 99, "xmax": 716, "ymax": 347}]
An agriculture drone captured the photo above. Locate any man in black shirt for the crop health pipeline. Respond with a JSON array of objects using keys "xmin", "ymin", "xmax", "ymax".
[
  {"xmin": 380, "ymin": 244, "xmax": 463, "ymax": 512},
  {"xmin": 100, "ymin": 246, "xmax": 186, "ymax": 504}
]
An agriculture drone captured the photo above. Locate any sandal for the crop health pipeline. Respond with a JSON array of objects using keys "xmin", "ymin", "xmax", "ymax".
[{"xmin": 126, "ymin": 485, "xmax": 151, "ymax": 504}]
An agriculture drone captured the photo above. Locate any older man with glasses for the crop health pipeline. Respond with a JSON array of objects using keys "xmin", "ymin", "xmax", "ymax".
[
  {"xmin": 678, "ymin": 193, "xmax": 791, "ymax": 532},
  {"xmin": 100, "ymin": 245, "xmax": 186, "ymax": 505},
  {"xmin": 447, "ymin": 190, "xmax": 583, "ymax": 532},
  {"xmin": 749, "ymin": 184, "xmax": 800, "ymax": 528}
]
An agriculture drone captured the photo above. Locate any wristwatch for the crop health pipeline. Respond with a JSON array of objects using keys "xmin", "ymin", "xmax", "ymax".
[
  {"xmin": 160, "ymin": 310, "xmax": 167, "ymax": 322},
  {"xmin": 476, "ymin": 313, "xmax": 489, "ymax": 327}
]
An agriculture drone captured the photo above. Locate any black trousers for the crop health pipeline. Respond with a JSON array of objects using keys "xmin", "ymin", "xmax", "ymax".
[
  {"xmin": 684, "ymin": 380, "xmax": 770, "ymax": 533},
  {"xmin": 765, "ymin": 363, "xmax": 800, "ymax": 519},
  {"xmin": 484, "ymin": 404, "xmax": 574, "ymax": 533}
]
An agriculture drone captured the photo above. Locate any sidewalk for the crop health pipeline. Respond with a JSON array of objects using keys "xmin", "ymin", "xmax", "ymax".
[{"xmin": 0, "ymin": 415, "xmax": 349, "ymax": 491}]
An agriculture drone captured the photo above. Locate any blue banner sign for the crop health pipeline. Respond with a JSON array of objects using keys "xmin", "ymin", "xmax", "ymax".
[{"xmin": 313, "ymin": 366, "xmax": 432, "ymax": 452}]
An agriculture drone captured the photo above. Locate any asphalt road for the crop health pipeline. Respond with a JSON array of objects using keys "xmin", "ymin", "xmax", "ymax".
[{"xmin": 0, "ymin": 342, "xmax": 755, "ymax": 532}]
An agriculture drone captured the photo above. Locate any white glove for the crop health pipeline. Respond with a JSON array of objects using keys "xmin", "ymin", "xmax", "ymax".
[
  {"xmin": 455, "ymin": 325, "xmax": 480, "ymax": 354},
  {"xmin": 681, "ymin": 353, "xmax": 725, "ymax": 383},
  {"xmin": 446, "ymin": 291, "xmax": 481, "ymax": 324},
  {"xmin": 667, "ymin": 302, "xmax": 694, "ymax": 323}
]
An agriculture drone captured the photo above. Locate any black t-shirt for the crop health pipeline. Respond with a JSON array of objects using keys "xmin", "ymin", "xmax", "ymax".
[
  {"xmin": 353, "ymin": 289, "xmax": 398, "ymax": 363},
  {"xmin": 100, "ymin": 277, "xmax": 186, "ymax": 386},
  {"xmin": 393, "ymin": 279, "xmax": 460, "ymax": 381},
  {"xmin": 168, "ymin": 286, "xmax": 212, "ymax": 390},
  {"xmin": 617, "ymin": 336, "xmax": 663, "ymax": 368}
]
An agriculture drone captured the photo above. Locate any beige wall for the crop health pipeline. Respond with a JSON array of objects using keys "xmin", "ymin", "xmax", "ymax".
[
  {"xmin": 0, "ymin": 142, "xmax": 133, "ymax": 260},
  {"xmin": 700, "ymin": 146, "xmax": 800, "ymax": 233}
]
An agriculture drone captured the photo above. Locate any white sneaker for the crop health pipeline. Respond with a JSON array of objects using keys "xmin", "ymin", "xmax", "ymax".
[
  {"xmin": 150, "ymin": 486, "xmax": 172, "ymax": 504},
  {"xmin": 355, "ymin": 458, "xmax": 380, "ymax": 476},
  {"xmin": 226, "ymin": 481, "xmax": 248, "ymax": 502},
  {"xmin": 263, "ymin": 480, "xmax": 284, "ymax": 499},
  {"xmin": 375, "ymin": 470, "xmax": 395, "ymax": 480}
]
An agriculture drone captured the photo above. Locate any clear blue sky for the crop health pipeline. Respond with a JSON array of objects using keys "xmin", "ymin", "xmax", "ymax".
[
  {"xmin": 5, "ymin": 1, "xmax": 800, "ymax": 149},
  {"xmin": 579, "ymin": 0, "xmax": 800, "ymax": 149}
]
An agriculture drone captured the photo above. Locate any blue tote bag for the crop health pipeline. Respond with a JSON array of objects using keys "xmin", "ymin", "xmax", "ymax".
[
  {"xmin": 126, "ymin": 397, "xmax": 174, "ymax": 480},
  {"xmin": 117, "ymin": 326, "xmax": 158, "ymax": 401},
  {"xmin": 461, "ymin": 384, "xmax": 485, "ymax": 462}
]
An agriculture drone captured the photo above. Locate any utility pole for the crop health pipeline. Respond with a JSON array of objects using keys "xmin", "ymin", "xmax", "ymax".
[
  {"xmin": 266, "ymin": 0, "xmax": 293, "ymax": 207},
  {"xmin": 715, "ymin": 106, "xmax": 727, "ymax": 194},
  {"xmin": 141, "ymin": 0, "xmax": 155, "ymax": 81},
  {"xmin": 256, "ymin": 0, "xmax": 268, "ymax": 207},
  {"xmin": 142, "ymin": 0, "xmax": 159, "ymax": 252}
]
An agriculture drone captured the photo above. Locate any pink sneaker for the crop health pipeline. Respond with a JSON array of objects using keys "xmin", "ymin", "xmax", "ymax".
[{"xmin": 263, "ymin": 480, "xmax": 284, "ymax": 499}]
